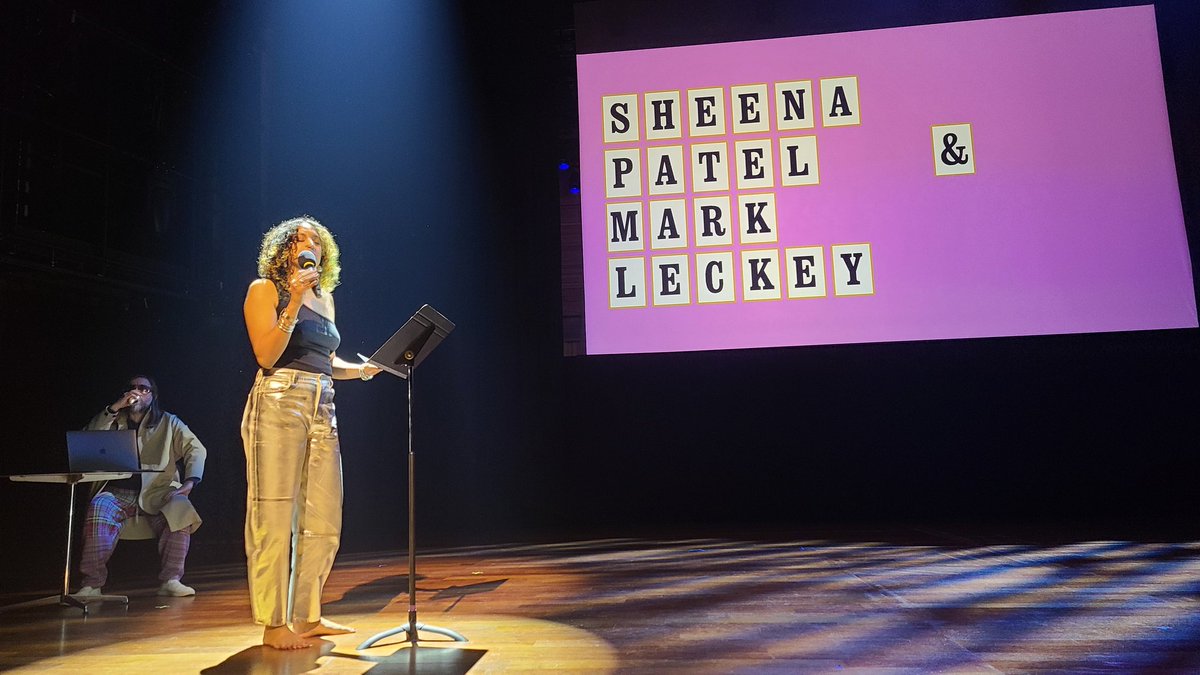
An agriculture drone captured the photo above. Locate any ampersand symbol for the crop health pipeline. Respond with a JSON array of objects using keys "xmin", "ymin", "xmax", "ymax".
[{"xmin": 941, "ymin": 133, "xmax": 969, "ymax": 165}]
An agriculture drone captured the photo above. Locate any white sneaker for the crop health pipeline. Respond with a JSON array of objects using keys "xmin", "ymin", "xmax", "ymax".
[
  {"xmin": 158, "ymin": 579, "xmax": 196, "ymax": 597},
  {"xmin": 74, "ymin": 586, "xmax": 102, "ymax": 597}
]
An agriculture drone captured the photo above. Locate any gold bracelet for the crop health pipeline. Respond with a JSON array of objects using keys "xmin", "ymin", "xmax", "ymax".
[{"xmin": 277, "ymin": 313, "xmax": 297, "ymax": 334}]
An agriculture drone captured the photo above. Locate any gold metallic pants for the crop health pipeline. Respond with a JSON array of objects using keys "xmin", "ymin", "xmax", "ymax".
[{"xmin": 241, "ymin": 368, "xmax": 342, "ymax": 626}]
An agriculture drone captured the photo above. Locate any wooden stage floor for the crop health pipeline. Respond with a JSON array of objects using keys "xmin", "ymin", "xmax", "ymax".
[{"xmin": 1, "ymin": 527, "xmax": 1198, "ymax": 673}]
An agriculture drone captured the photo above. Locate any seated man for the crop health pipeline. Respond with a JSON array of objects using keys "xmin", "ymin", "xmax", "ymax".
[{"xmin": 76, "ymin": 375, "xmax": 207, "ymax": 597}]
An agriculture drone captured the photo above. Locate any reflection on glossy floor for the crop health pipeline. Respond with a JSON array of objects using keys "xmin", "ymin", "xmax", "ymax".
[{"xmin": 1, "ymin": 528, "xmax": 1198, "ymax": 673}]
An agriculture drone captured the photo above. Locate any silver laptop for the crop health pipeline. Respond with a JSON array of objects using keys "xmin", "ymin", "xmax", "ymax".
[{"xmin": 66, "ymin": 430, "xmax": 142, "ymax": 473}]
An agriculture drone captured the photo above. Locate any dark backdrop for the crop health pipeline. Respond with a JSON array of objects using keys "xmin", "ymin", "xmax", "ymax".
[{"xmin": 0, "ymin": 0, "xmax": 1196, "ymax": 594}]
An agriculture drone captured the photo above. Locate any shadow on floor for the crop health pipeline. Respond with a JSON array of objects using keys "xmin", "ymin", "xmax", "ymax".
[{"xmin": 200, "ymin": 640, "xmax": 486, "ymax": 675}]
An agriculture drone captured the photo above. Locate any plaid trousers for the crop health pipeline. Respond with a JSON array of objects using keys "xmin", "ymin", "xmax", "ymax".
[{"xmin": 79, "ymin": 487, "xmax": 191, "ymax": 588}]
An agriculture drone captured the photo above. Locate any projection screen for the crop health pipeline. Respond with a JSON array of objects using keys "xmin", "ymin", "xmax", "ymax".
[{"xmin": 574, "ymin": 5, "xmax": 1196, "ymax": 355}]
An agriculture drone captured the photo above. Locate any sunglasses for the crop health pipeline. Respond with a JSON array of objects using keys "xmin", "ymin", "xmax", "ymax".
[{"xmin": 125, "ymin": 384, "xmax": 152, "ymax": 394}]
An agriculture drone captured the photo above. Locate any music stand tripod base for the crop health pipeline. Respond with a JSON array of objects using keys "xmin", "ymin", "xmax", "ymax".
[{"xmin": 357, "ymin": 620, "xmax": 468, "ymax": 650}]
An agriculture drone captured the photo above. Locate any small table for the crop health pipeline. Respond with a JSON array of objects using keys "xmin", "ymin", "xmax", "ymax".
[{"xmin": 1, "ymin": 472, "xmax": 133, "ymax": 614}]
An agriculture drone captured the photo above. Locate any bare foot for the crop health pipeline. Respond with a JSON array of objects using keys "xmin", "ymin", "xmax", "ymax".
[
  {"xmin": 295, "ymin": 617, "xmax": 356, "ymax": 638},
  {"xmin": 263, "ymin": 624, "xmax": 315, "ymax": 650}
]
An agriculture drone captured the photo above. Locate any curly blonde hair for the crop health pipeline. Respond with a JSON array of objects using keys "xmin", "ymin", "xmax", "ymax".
[{"xmin": 256, "ymin": 215, "xmax": 341, "ymax": 293}]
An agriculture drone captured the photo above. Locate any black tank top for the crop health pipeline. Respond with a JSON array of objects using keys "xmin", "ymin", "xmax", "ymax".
[{"xmin": 273, "ymin": 304, "xmax": 340, "ymax": 375}]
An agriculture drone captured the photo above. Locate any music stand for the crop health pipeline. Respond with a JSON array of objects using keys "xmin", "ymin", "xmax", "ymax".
[{"xmin": 356, "ymin": 305, "xmax": 464, "ymax": 650}]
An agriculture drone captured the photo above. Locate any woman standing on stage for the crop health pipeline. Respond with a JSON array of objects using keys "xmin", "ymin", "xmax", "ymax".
[{"xmin": 241, "ymin": 215, "xmax": 380, "ymax": 649}]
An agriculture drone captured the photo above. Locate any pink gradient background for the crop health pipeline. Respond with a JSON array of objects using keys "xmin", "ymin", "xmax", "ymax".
[{"xmin": 576, "ymin": 6, "xmax": 1196, "ymax": 355}]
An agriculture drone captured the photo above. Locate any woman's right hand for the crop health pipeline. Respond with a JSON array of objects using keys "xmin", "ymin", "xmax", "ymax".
[{"xmin": 287, "ymin": 268, "xmax": 321, "ymax": 299}]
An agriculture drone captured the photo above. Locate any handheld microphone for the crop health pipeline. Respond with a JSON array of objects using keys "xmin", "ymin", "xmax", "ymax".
[{"xmin": 298, "ymin": 250, "xmax": 322, "ymax": 297}]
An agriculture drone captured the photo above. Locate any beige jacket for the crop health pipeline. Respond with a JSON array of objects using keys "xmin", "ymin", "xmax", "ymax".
[{"xmin": 86, "ymin": 408, "xmax": 207, "ymax": 534}]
